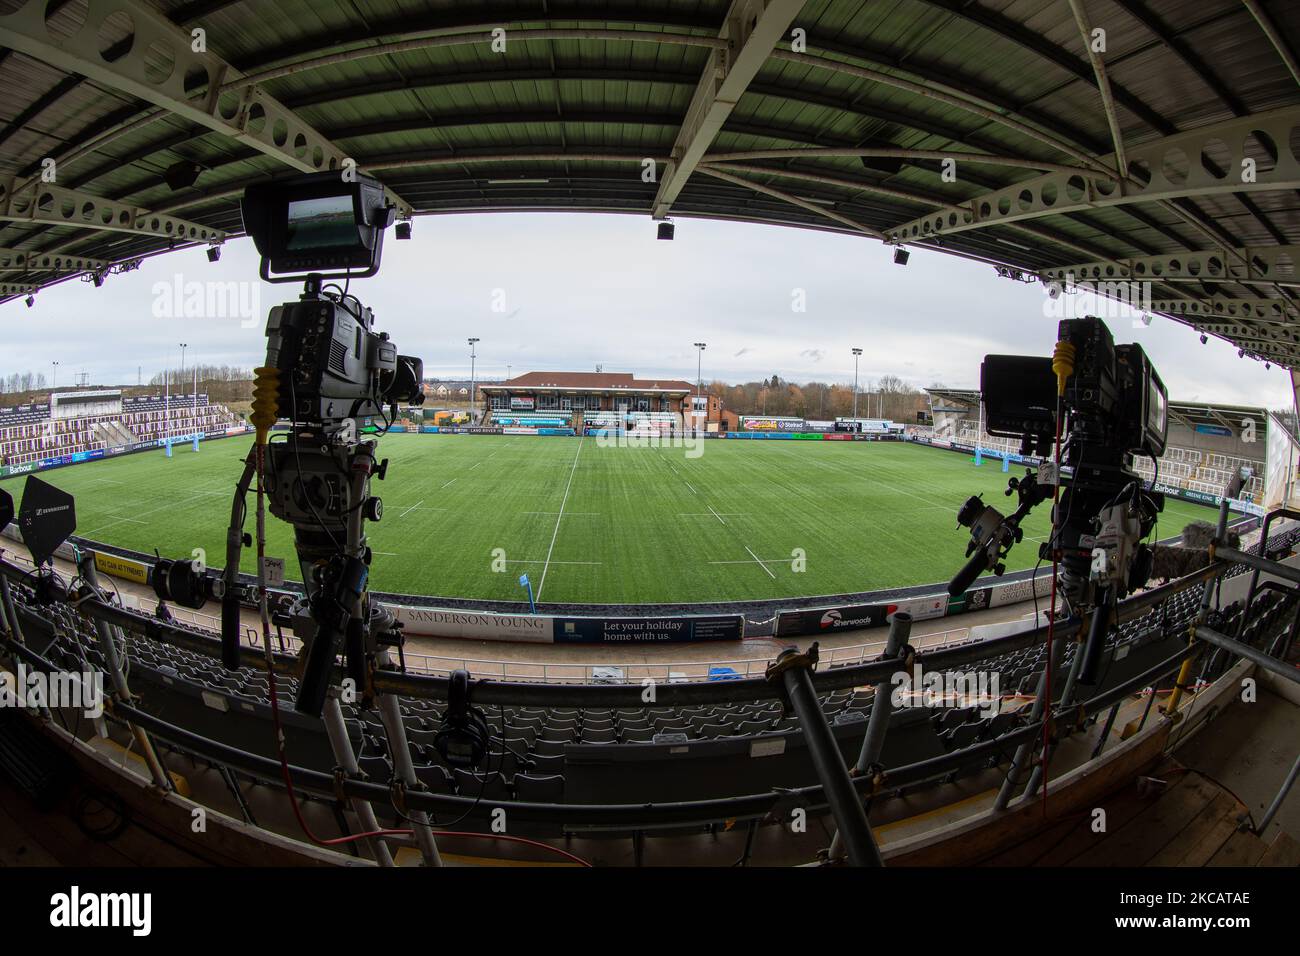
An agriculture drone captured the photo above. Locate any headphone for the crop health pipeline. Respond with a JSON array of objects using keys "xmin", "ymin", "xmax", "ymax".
[{"xmin": 432, "ymin": 669, "xmax": 491, "ymax": 769}]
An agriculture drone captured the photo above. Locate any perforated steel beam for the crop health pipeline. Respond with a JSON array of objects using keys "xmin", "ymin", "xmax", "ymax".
[
  {"xmin": 651, "ymin": 0, "xmax": 806, "ymax": 219},
  {"xmin": 1151, "ymin": 296, "xmax": 1300, "ymax": 323},
  {"xmin": 0, "ymin": 283, "xmax": 36, "ymax": 296},
  {"xmin": 0, "ymin": 246, "xmax": 109, "ymax": 272},
  {"xmin": 1182, "ymin": 321, "xmax": 1300, "ymax": 347},
  {"xmin": 0, "ymin": 179, "xmax": 226, "ymax": 243},
  {"xmin": 1043, "ymin": 245, "xmax": 1300, "ymax": 288},
  {"xmin": 884, "ymin": 107, "xmax": 1300, "ymax": 243},
  {"xmin": 0, "ymin": 0, "xmax": 412, "ymax": 217}
]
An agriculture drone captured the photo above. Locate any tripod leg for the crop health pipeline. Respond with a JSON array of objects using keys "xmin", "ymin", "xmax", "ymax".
[{"xmin": 323, "ymin": 694, "xmax": 395, "ymax": 866}]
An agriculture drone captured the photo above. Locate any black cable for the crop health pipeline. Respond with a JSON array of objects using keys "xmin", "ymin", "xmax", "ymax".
[
  {"xmin": 374, "ymin": 707, "xmax": 490, "ymax": 830},
  {"xmin": 287, "ymin": 376, "xmax": 341, "ymax": 552},
  {"xmin": 73, "ymin": 788, "xmax": 131, "ymax": 842}
]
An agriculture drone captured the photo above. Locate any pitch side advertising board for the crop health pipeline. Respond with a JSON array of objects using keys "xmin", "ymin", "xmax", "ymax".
[
  {"xmin": 740, "ymin": 417, "xmax": 805, "ymax": 432},
  {"xmin": 774, "ymin": 594, "xmax": 947, "ymax": 637},
  {"xmin": 553, "ymin": 615, "xmax": 744, "ymax": 643},
  {"xmin": 386, "ymin": 605, "xmax": 556, "ymax": 643},
  {"xmin": 92, "ymin": 550, "xmax": 149, "ymax": 585}
]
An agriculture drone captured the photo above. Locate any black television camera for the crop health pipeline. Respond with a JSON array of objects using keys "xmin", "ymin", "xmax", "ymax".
[
  {"xmin": 948, "ymin": 316, "xmax": 1167, "ymax": 684},
  {"xmin": 206, "ymin": 172, "xmax": 424, "ymax": 717}
]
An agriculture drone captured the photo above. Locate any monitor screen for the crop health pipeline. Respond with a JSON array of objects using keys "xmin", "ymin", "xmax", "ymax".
[
  {"xmin": 285, "ymin": 195, "xmax": 359, "ymax": 251},
  {"xmin": 1147, "ymin": 377, "xmax": 1167, "ymax": 437}
]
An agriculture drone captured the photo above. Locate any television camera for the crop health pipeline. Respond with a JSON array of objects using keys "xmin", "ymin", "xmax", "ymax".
[
  {"xmin": 947, "ymin": 316, "xmax": 1168, "ymax": 684},
  {"xmin": 151, "ymin": 171, "xmax": 424, "ymax": 718}
]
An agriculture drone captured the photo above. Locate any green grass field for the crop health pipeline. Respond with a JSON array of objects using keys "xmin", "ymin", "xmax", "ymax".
[{"xmin": 1, "ymin": 434, "xmax": 1220, "ymax": 604}]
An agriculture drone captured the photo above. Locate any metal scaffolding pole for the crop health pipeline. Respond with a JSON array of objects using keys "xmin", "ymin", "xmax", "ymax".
[
  {"xmin": 995, "ymin": 633, "xmax": 1066, "ymax": 811},
  {"xmin": 374, "ymin": 648, "xmax": 442, "ymax": 866},
  {"xmin": 1257, "ymin": 751, "xmax": 1300, "ymax": 835},
  {"xmin": 855, "ymin": 614, "xmax": 912, "ymax": 775},
  {"xmin": 1195, "ymin": 625, "xmax": 1300, "ymax": 688},
  {"xmin": 76, "ymin": 551, "xmax": 172, "ymax": 790},
  {"xmin": 322, "ymin": 695, "xmax": 395, "ymax": 866},
  {"xmin": 767, "ymin": 644, "xmax": 882, "ymax": 866},
  {"xmin": 1022, "ymin": 629, "xmax": 1087, "ymax": 798},
  {"xmin": 0, "ymin": 573, "xmax": 24, "ymax": 644},
  {"xmin": 827, "ymin": 612, "xmax": 911, "ymax": 860}
]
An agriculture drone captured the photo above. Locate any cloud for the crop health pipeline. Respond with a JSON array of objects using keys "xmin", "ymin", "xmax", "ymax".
[{"xmin": 1, "ymin": 212, "xmax": 1290, "ymax": 410}]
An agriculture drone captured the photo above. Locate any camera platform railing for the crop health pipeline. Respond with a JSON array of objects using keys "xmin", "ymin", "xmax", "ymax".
[{"xmin": 2, "ymin": 533, "xmax": 1295, "ymax": 864}]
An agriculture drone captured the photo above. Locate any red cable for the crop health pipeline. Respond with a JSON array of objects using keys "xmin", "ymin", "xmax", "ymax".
[{"xmin": 428, "ymin": 831, "xmax": 593, "ymax": 867}]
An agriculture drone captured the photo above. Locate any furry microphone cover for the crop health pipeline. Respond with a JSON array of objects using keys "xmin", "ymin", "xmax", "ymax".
[{"xmin": 1149, "ymin": 520, "xmax": 1240, "ymax": 582}]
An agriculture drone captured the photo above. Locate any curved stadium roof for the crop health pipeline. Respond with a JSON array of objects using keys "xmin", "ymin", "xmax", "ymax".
[{"xmin": 0, "ymin": 1, "xmax": 1297, "ymax": 364}]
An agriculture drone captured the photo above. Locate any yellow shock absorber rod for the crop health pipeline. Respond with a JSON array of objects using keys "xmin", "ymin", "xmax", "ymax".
[
  {"xmin": 251, "ymin": 366, "xmax": 280, "ymax": 446},
  {"xmin": 1052, "ymin": 340, "xmax": 1075, "ymax": 397}
]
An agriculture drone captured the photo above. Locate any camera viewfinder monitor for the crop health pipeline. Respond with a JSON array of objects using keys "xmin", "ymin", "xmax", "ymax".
[
  {"xmin": 242, "ymin": 172, "xmax": 395, "ymax": 282},
  {"xmin": 980, "ymin": 355, "xmax": 1057, "ymax": 441}
]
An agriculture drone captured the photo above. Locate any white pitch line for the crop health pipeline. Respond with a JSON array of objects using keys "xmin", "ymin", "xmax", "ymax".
[
  {"xmin": 536, "ymin": 436, "xmax": 584, "ymax": 601},
  {"xmin": 503, "ymin": 559, "xmax": 601, "ymax": 566},
  {"xmin": 678, "ymin": 512, "xmax": 748, "ymax": 518},
  {"xmin": 439, "ymin": 478, "xmax": 458, "ymax": 490},
  {"xmin": 398, "ymin": 499, "xmax": 425, "ymax": 518},
  {"xmin": 81, "ymin": 492, "xmax": 208, "ymax": 537},
  {"xmin": 706, "ymin": 505, "xmax": 727, "ymax": 525},
  {"xmin": 745, "ymin": 545, "xmax": 778, "ymax": 580},
  {"xmin": 521, "ymin": 511, "xmax": 601, "ymax": 517},
  {"xmin": 683, "ymin": 480, "xmax": 698, "ymax": 495}
]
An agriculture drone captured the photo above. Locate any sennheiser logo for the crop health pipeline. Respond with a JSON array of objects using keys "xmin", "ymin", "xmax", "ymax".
[
  {"xmin": 35, "ymin": 505, "xmax": 70, "ymax": 516},
  {"xmin": 49, "ymin": 886, "xmax": 151, "ymax": 936}
]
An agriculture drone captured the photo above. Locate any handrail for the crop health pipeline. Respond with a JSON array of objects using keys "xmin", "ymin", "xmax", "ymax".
[
  {"xmin": 0, "ymin": 550, "xmax": 1231, "ymax": 707},
  {"xmin": 0, "ymin": 631, "xmax": 1197, "ymax": 830},
  {"xmin": 236, "ymin": 620, "xmax": 973, "ymax": 682},
  {"xmin": 3, "ymin": 515, "xmax": 1295, "ymax": 865}
]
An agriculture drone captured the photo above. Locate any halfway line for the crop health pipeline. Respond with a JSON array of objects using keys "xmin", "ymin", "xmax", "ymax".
[{"xmin": 536, "ymin": 436, "xmax": 585, "ymax": 601}]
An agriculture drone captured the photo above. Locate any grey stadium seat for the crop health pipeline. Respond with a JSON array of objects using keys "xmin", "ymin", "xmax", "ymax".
[{"xmin": 514, "ymin": 774, "xmax": 565, "ymax": 802}]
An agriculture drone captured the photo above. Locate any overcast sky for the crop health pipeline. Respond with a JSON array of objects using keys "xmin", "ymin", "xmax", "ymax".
[{"xmin": 2, "ymin": 211, "xmax": 1292, "ymax": 409}]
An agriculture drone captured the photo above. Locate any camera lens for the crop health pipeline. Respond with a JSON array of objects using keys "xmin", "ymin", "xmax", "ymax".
[
  {"xmin": 152, "ymin": 557, "xmax": 215, "ymax": 610},
  {"xmin": 956, "ymin": 495, "xmax": 985, "ymax": 528}
]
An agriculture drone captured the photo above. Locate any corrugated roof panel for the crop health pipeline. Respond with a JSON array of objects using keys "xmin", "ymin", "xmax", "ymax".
[{"xmin": 1, "ymin": 0, "xmax": 1295, "ymax": 364}]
